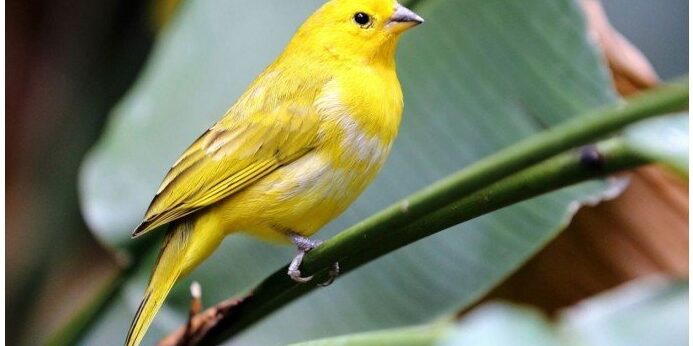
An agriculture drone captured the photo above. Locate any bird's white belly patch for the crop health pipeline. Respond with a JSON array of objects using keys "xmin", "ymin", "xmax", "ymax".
[
  {"xmin": 269, "ymin": 154, "xmax": 353, "ymax": 201},
  {"xmin": 315, "ymin": 80, "xmax": 389, "ymax": 169},
  {"xmin": 337, "ymin": 115, "xmax": 388, "ymax": 169},
  {"xmin": 269, "ymin": 138, "xmax": 385, "ymax": 206}
]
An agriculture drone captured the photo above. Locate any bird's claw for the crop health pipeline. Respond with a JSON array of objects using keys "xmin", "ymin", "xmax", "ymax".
[
  {"xmin": 288, "ymin": 250, "xmax": 314, "ymax": 283},
  {"xmin": 288, "ymin": 234, "xmax": 339, "ymax": 286},
  {"xmin": 288, "ymin": 268, "xmax": 314, "ymax": 283},
  {"xmin": 317, "ymin": 262, "xmax": 340, "ymax": 287}
]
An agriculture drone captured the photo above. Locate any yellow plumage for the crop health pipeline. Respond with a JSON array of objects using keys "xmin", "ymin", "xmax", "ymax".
[{"xmin": 126, "ymin": 1, "xmax": 422, "ymax": 345}]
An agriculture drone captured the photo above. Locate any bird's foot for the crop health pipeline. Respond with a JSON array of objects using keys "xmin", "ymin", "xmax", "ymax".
[
  {"xmin": 288, "ymin": 250, "xmax": 314, "ymax": 283},
  {"xmin": 287, "ymin": 234, "xmax": 339, "ymax": 286},
  {"xmin": 317, "ymin": 262, "xmax": 340, "ymax": 287}
]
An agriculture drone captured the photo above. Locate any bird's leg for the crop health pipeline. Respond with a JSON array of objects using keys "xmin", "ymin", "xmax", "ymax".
[
  {"xmin": 287, "ymin": 234, "xmax": 322, "ymax": 283},
  {"xmin": 287, "ymin": 234, "xmax": 339, "ymax": 286},
  {"xmin": 288, "ymin": 249, "xmax": 313, "ymax": 283}
]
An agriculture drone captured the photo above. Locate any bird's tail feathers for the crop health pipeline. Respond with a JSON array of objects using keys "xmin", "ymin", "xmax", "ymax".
[{"xmin": 125, "ymin": 221, "xmax": 193, "ymax": 346}]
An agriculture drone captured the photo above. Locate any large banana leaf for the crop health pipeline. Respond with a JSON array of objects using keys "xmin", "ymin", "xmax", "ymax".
[
  {"xmin": 288, "ymin": 277, "xmax": 687, "ymax": 346},
  {"xmin": 78, "ymin": 0, "xmax": 619, "ymax": 344}
]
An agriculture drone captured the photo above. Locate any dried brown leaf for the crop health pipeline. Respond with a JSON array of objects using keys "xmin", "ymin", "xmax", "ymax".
[{"xmin": 581, "ymin": 0, "xmax": 660, "ymax": 95}]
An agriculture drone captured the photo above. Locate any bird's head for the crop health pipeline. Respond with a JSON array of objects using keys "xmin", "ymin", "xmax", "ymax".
[{"xmin": 287, "ymin": 0, "xmax": 424, "ymax": 65}]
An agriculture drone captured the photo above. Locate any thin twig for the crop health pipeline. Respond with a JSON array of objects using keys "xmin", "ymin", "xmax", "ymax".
[
  {"xmin": 158, "ymin": 291, "xmax": 252, "ymax": 346},
  {"xmin": 174, "ymin": 282, "xmax": 203, "ymax": 346}
]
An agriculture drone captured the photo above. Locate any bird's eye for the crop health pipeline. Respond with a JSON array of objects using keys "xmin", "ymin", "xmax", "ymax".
[{"xmin": 353, "ymin": 12, "xmax": 371, "ymax": 27}]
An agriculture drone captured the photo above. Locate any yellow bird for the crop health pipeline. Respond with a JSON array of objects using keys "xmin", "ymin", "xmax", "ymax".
[{"xmin": 125, "ymin": 0, "xmax": 423, "ymax": 345}]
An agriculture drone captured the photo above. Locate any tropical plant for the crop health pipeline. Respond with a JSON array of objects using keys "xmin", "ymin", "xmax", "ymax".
[{"xmin": 52, "ymin": 0, "xmax": 687, "ymax": 345}]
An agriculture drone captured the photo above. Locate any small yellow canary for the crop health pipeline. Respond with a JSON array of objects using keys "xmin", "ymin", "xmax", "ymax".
[{"xmin": 125, "ymin": 0, "xmax": 423, "ymax": 344}]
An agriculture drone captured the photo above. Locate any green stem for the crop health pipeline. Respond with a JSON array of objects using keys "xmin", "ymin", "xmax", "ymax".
[
  {"xmin": 195, "ymin": 81, "xmax": 686, "ymax": 345},
  {"xmin": 197, "ymin": 133, "xmax": 651, "ymax": 345},
  {"xmin": 334, "ymin": 80, "xmax": 686, "ymax": 254},
  {"xmin": 59, "ymin": 81, "xmax": 683, "ymax": 346}
]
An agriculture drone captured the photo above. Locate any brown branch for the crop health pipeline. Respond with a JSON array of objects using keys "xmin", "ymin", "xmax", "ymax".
[
  {"xmin": 157, "ymin": 285, "xmax": 252, "ymax": 346},
  {"xmin": 178, "ymin": 282, "xmax": 202, "ymax": 346}
]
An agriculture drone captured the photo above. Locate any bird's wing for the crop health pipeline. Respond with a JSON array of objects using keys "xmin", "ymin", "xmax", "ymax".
[{"xmin": 132, "ymin": 85, "xmax": 322, "ymax": 237}]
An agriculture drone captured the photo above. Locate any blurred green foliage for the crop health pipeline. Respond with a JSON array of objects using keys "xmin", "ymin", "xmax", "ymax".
[{"xmin": 623, "ymin": 113, "xmax": 689, "ymax": 175}]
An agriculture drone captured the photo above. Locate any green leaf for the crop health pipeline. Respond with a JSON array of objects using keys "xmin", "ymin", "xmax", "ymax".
[
  {"xmin": 77, "ymin": 0, "xmax": 624, "ymax": 344},
  {"xmin": 441, "ymin": 278, "xmax": 687, "ymax": 346},
  {"xmin": 287, "ymin": 323, "xmax": 451, "ymax": 346},
  {"xmin": 623, "ymin": 113, "xmax": 689, "ymax": 175},
  {"xmin": 289, "ymin": 278, "xmax": 687, "ymax": 346},
  {"xmin": 557, "ymin": 277, "xmax": 688, "ymax": 346}
]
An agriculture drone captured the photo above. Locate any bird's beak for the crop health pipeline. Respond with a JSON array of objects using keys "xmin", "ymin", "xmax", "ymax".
[{"xmin": 387, "ymin": 3, "xmax": 424, "ymax": 34}]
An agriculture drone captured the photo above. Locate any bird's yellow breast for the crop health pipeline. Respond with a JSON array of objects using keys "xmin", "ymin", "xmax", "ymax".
[{"xmin": 212, "ymin": 67, "xmax": 403, "ymax": 242}]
